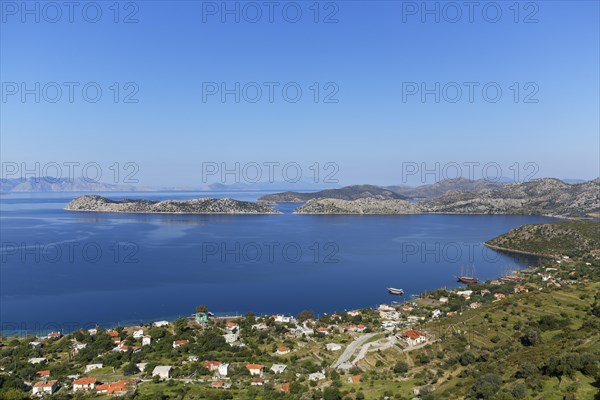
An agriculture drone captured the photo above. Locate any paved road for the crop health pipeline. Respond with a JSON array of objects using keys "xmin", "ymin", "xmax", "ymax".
[{"xmin": 331, "ymin": 332, "xmax": 378, "ymax": 369}]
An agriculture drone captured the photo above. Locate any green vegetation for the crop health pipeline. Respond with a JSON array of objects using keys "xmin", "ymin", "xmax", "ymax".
[{"xmin": 486, "ymin": 220, "xmax": 600, "ymax": 258}]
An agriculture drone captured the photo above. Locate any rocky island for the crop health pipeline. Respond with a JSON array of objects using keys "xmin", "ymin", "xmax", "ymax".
[
  {"xmin": 65, "ymin": 195, "xmax": 280, "ymax": 214},
  {"xmin": 294, "ymin": 178, "xmax": 600, "ymax": 218}
]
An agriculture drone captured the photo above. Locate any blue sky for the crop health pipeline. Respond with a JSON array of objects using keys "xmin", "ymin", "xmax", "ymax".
[{"xmin": 1, "ymin": 0, "xmax": 598, "ymax": 186}]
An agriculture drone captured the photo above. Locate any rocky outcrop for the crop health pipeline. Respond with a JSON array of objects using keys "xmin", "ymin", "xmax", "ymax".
[{"xmin": 65, "ymin": 195, "xmax": 279, "ymax": 214}]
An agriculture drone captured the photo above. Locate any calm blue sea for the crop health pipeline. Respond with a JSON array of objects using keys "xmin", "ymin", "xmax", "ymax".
[{"xmin": 0, "ymin": 191, "xmax": 556, "ymax": 335}]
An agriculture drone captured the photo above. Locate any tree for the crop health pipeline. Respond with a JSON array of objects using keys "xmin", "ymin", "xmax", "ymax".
[
  {"xmin": 322, "ymin": 387, "xmax": 341, "ymax": 400},
  {"xmin": 123, "ymin": 363, "xmax": 140, "ymax": 376},
  {"xmin": 297, "ymin": 310, "xmax": 315, "ymax": 323},
  {"xmin": 520, "ymin": 329, "xmax": 541, "ymax": 346},
  {"xmin": 393, "ymin": 361, "xmax": 409, "ymax": 374},
  {"xmin": 510, "ymin": 383, "xmax": 527, "ymax": 399},
  {"xmin": 472, "ymin": 373, "xmax": 502, "ymax": 399},
  {"xmin": 196, "ymin": 305, "xmax": 208, "ymax": 314}
]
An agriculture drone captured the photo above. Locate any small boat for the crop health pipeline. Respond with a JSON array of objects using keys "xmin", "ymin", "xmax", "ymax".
[{"xmin": 387, "ymin": 287, "xmax": 404, "ymax": 295}]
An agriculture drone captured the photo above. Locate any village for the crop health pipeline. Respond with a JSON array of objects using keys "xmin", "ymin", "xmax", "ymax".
[{"xmin": 1, "ymin": 255, "xmax": 598, "ymax": 400}]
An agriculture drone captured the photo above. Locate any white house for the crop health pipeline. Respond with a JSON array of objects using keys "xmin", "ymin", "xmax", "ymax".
[
  {"xmin": 73, "ymin": 377, "xmax": 96, "ymax": 391},
  {"xmin": 273, "ymin": 315, "xmax": 291, "ymax": 323},
  {"xmin": 85, "ymin": 363, "xmax": 103, "ymax": 373},
  {"xmin": 218, "ymin": 363, "xmax": 229, "ymax": 377},
  {"xmin": 133, "ymin": 329, "xmax": 144, "ymax": 339},
  {"xmin": 402, "ymin": 330, "xmax": 427, "ymax": 346},
  {"xmin": 223, "ymin": 333, "xmax": 239, "ymax": 344},
  {"xmin": 153, "ymin": 320, "xmax": 169, "ymax": 327},
  {"xmin": 456, "ymin": 290, "xmax": 473, "ymax": 299},
  {"xmin": 152, "ymin": 365, "xmax": 172, "ymax": 380},
  {"xmin": 29, "ymin": 357, "xmax": 47, "ymax": 364},
  {"xmin": 252, "ymin": 323, "xmax": 268, "ymax": 330},
  {"xmin": 29, "ymin": 341, "xmax": 43, "ymax": 348},
  {"xmin": 32, "ymin": 380, "xmax": 57, "ymax": 396},
  {"xmin": 308, "ymin": 372, "xmax": 326, "ymax": 381},
  {"xmin": 246, "ymin": 364, "xmax": 264, "ymax": 376},
  {"xmin": 431, "ymin": 309, "xmax": 442, "ymax": 319},
  {"xmin": 326, "ymin": 343, "xmax": 342, "ymax": 351},
  {"xmin": 276, "ymin": 347, "xmax": 290, "ymax": 355},
  {"xmin": 188, "ymin": 355, "xmax": 199, "ymax": 362},
  {"xmin": 142, "ymin": 335, "xmax": 151, "ymax": 346},
  {"xmin": 270, "ymin": 364, "xmax": 287, "ymax": 374},
  {"xmin": 136, "ymin": 363, "xmax": 148, "ymax": 372},
  {"xmin": 87, "ymin": 328, "xmax": 98, "ymax": 335}
]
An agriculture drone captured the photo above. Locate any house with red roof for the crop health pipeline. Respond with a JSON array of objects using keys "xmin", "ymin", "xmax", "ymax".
[
  {"xmin": 173, "ymin": 339, "xmax": 189, "ymax": 348},
  {"xmin": 276, "ymin": 346, "xmax": 290, "ymax": 355},
  {"xmin": 402, "ymin": 330, "xmax": 427, "ymax": 346},
  {"xmin": 246, "ymin": 364, "xmax": 264, "ymax": 376},
  {"xmin": 36, "ymin": 370, "xmax": 50, "ymax": 378},
  {"xmin": 203, "ymin": 361, "xmax": 222, "ymax": 371},
  {"xmin": 73, "ymin": 377, "xmax": 96, "ymax": 391},
  {"xmin": 32, "ymin": 380, "xmax": 58, "ymax": 396}
]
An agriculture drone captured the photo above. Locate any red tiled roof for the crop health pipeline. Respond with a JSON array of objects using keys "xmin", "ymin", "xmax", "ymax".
[
  {"xmin": 203, "ymin": 361, "xmax": 221, "ymax": 368},
  {"xmin": 402, "ymin": 330, "xmax": 425, "ymax": 340},
  {"xmin": 246, "ymin": 364, "xmax": 264, "ymax": 370},
  {"xmin": 74, "ymin": 377, "xmax": 97, "ymax": 385},
  {"xmin": 34, "ymin": 380, "xmax": 56, "ymax": 388},
  {"xmin": 211, "ymin": 381, "xmax": 224, "ymax": 387},
  {"xmin": 277, "ymin": 347, "xmax": 289, "ymax": 352},
  {"xmin": 173, "ymin": 340, "xmax": 189, "ymax": 345},
  {"xmin": 36, "ymin": 370, "xmax": 50, "ymax": 377},
  {"xmin": 107, "ymin": 330, "xmax": 119, "ymax": 337},
  {"xmin": 350, "ymin": 375, "xmax": 361, "ymax": 383}
]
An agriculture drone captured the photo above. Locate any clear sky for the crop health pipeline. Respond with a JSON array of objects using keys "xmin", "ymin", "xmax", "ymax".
[{"xmin": 1, "ymin": 0, "xmax": 599, "ymax": 187}]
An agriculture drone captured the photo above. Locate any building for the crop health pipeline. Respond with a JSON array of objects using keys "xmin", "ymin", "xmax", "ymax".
[
  {"xmin": 326, "ymin": 343, "xmax": 342, "ymax": 351},
  {"xmin": 402, "ymin": 330, "xmax": 427, "ymax": 346},
  {"xmin": 153, "ymin": 321, "xmax": 169, "ymax": 327},
  {"xmin": 47, "ymin": 332, "xmax": 62, "ymax": 340},
  {"xmin": 30, "ymin": 341, "xmax": 43, "ymax": 348},
  {"xmin": 132, "ymin": 329, "xmax": 144, "ymax": 339},
  {"xmin": 308, "ymin": 372, "xmax": 326, "ymax": 381},
  {"xmin": 85, "ymin": 363, "xmax": 103, "ymax": 373},
  {"xmin": 270, "ymin": 364, "xmax": 287, "ymax": 374},
  {"xmin": 96, "ymin": 380, "xmax": 136, "ymax": 395},
  {"xmin": 36, "ymin": 370, "xmax": 50, "ymax": 378},
  {"xmin": 32, "ymin": 381, "xmax": 58, "ymax": 396},
  {"xmin": 276, "ymin": 346, "xmax": 290, "ymax": 355},
  {"xmin": 494, "ymin": 293, "xmax": 507, "ymax": 300},
  {"xmin": 251, "ymin": 378, "xmax": 265, "ymax": 386},
  {"xmin": 246, "ymin": 364, "xmax": 264, "ymax": 376},
  {"xmin": 273, "ymin": 315, "xmax": 291, "ymax": 323},
  {"xmin": 29, "ymin": 357, "xmax": 47, "ymax": 364},
  {"xmin": 203, "ymin": 361, "xmax": 222, "ymax": 372},
  {"xmin": 348, "ymin": 375, "xmax": 362, "ymax": 383},
  {"xmin": 469, "ymin": 302, "xmax": 482, "ymax": 309},
  {"xmin": 152, "ymin": 366, "xmax": 172, "ymax": 380},
  {"xmin": 225, "ymin": 321, "xmax": 239, "ymax": 333},
  {"xmin": 136, "ymin": 363, "xmax": 148, "ymax": 372},
  {"xmin": 73, "ymin": 377, "xmax": 97, "ymax": 391},
  {"xmin": 142, "ymin": 335, "xmax": 152, "ymax": 346},
  {"xmin": 218, "ymin": 363, "xmax": 229, "ymax": 377},
  {"xmin": 107, "ymin": 329, "xmax": 119, "ymax": 337},
  {"xmin": 223, "ymin": 333, "xmax": 239, "ymax": 344},
  {"xmin": 172, "ymin": 339, "xmax": 189, "ymax": 348}
]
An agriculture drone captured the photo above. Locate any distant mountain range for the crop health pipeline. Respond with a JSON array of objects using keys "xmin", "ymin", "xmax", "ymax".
[{"xmin": 0, "ymin": 177, "xmax": 338, "ymax": 193}]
